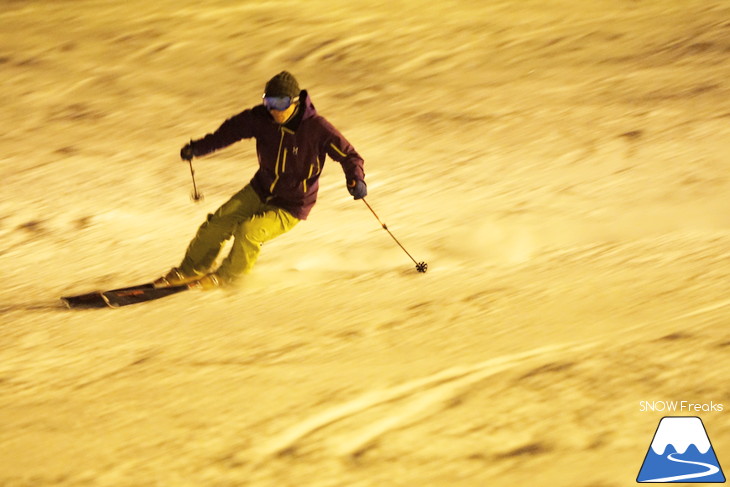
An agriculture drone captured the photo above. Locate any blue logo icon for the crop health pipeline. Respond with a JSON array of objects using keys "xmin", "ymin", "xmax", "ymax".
[{"xmin": 637, "ymin": 416, "xmax": 725, "ymax": 483}]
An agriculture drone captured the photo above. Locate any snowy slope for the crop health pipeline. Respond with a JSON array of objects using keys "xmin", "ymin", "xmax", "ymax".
[{"xmin": 1, "ymin": 1, "xmax": 729, "ymax": 486}]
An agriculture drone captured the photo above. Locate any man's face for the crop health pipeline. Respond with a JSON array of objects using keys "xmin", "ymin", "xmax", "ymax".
[
  {"xmin": 269, "ymin": 103, "xmax": 297, "ymax": 124},
  {"xmin": 263, "ymin": 95, "xmax": 299, "ymax": 124}
]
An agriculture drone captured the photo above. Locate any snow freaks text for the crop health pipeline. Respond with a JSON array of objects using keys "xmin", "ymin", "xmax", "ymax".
[{"xmin": 640, "ymin": 401, "xmax": 724, "ymax": 413}]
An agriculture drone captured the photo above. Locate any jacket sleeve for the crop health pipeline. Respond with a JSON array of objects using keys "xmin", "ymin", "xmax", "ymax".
[
  {"xmin": 322, "ymin": 119, "xmax": 365, "ymax": 183},
  {"xmin": 191, "ymin": 110, "xmax": 255, "ymax": 157}
]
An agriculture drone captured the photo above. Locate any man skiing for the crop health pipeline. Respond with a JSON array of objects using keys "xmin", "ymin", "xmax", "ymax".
[{"xmin": 155, "ymin": 71, "xmax": 367, "ymax": 290}]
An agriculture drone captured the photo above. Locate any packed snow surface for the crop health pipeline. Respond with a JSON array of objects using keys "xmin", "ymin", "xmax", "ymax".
[{"xmin": 1, "ymin": 1, "xmax": 729, "ymax": 486}]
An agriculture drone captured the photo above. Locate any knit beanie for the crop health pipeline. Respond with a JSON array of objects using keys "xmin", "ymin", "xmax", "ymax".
[{"xmin": 264, "ymin": 71, "xmax": 300, "ymax": 98}]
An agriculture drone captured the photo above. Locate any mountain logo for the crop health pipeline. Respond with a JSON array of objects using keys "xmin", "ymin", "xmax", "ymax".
[{"xmin": 637, "ymin": 416, "xmax": 725, "ymax": 483}]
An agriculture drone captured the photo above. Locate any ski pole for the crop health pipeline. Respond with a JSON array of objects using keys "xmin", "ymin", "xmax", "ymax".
[
  {"xmin": 361, "ymin": 198, "xmax": 427, "ymax": 273},
  {"xmin": 188, "ymin": 159, "xmax": 204, "ymax": 202}
]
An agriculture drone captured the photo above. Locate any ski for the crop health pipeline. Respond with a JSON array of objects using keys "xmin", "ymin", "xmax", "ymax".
[
  {"xmin": 62, "ymin": 283, "xmax": 153, "ymax": 309},
  {"xmin": 61, "ymin": 283, "xmax": 189, "ymax": 309}
]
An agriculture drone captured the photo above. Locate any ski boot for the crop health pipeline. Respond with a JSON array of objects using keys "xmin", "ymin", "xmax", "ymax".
[
  {"xmin": 187, "ymin": 273, "xmax": 223, "ymax": 291},
  {"xmin": 153, "ymin": 267, "xmax": 203, "ymax": 288}
]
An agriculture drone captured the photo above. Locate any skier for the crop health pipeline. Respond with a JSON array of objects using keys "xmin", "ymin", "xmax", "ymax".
[{"xmin": 155, "ymin": 71, "xmax": 367, "ymax": 290}]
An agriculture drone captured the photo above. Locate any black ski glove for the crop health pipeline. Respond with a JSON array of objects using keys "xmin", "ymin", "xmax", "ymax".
[
  {"xmin": 347, "ymin": 179, "xmax": 367, "ymax": 200},
  {"xmin": 180, "ymin": 141, "xmax": 195, "ymax": 161}
]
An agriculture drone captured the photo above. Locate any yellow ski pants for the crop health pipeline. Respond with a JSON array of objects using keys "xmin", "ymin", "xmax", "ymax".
[{"xmin": 179, "ymin": 184, "xmax": 299, "ymax": 284}]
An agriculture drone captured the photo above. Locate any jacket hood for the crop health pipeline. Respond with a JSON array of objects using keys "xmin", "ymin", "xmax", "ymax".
[{"xmin": 283, "ymin": 89, "xmax": 317, "ymax": 131}]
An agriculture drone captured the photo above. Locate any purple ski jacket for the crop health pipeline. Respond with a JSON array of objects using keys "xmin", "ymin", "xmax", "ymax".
[{"xmin": 189, "ymin": 90, "xmax": 365, "ymax": 220}]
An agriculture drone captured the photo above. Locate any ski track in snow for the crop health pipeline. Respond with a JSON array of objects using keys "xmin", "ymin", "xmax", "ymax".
[
  {"xmin": 253, "ymin": 297, "xmax": 730, "ymax": 463},
  {"xmin": 254, "ymin": 341, "xmax": 597, "ymax": 460}
]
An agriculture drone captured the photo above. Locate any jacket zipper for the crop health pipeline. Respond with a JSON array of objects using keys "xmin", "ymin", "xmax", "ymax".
[{"xmin": 269, "ymin": 129, "xmax": 287, "ymax": 194}]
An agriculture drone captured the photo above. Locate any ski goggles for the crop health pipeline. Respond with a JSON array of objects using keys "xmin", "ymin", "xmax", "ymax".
[{"xmin": 263, "ymin": 95, "xmax": 298, "ymax": 111}]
